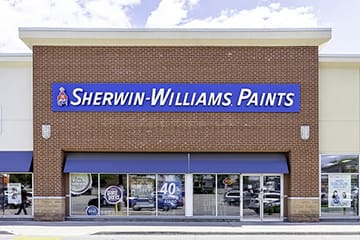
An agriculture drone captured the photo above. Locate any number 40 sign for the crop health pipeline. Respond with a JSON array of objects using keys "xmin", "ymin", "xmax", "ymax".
[{"xmin": 160, "ymin": 182, "xmax": 180, "ymax": 195}]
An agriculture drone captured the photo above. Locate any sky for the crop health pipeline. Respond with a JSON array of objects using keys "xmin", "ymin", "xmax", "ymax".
[{"xmin": 0, "ymin": 0, "xmax": 359, "ymax": 54}]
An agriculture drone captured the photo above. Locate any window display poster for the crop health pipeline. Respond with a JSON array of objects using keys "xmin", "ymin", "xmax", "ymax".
[
  {"xmin": 328, "ymin": 174, "xmax": 351, "ymax": 208},
  {"xmin": 130, "ymin": 176, "xmax": 154, "ymax": 198},
  {"xmin": 7, "ymin": 183, "xmax": 21, "ymax": 204}
]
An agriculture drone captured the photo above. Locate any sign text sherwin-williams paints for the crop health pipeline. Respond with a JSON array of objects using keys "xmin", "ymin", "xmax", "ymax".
[{"xmin": 52, "ymin": 83, "xmax": 300, "ymax": 112}]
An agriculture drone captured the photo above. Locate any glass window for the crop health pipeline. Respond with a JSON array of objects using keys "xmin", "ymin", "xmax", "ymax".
[
  {"xmin": 193, "ymin": 174, "xmax": 216, "ymax": 216},
  {"xmin": 263, "ymin": 176, "xmax": 281, "ymax": 219},
  {"xmin": 70, "ymin": 173, "xmax": 98, "ymax": 216},
  {"xmin": 0, "ymin": 173, "xmax": 32, "ymax": 216},
  {"xmin": 128, "ymin": 174, "xmax": 156, "ymax": 216},
  {"xmin": 157, "ymin": 174, "xmax": 185, "ymax": 216},
  {"xmin": 321, "ymin": 174, "xmax": 358, "ymax": 217},
  {"xmin": 320, "ymin": 155, "xmax": 359, "ymax": 217},
  {"xmin": 99, "ymin": 174, "xmax": 127, "ymax": 216},
  {"xmin": 217, "ymin": 175, "xmax": 240, "ymax": 216},
  {"xmin": 321, "ymin": 155, "xmax": 359, "ymax": 173},
  {"xmin": 242, "ymin": 176, "xmax": 261, "ymax": 220}
]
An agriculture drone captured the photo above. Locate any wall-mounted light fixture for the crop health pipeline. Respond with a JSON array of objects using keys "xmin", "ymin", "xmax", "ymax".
[
  {"xmin": 42, "ymin": 124, "xmax": 51, "ymax": 139},
  {"xmin": 300, "ymin": 125, "xmax": 310, "ymax": 140}
]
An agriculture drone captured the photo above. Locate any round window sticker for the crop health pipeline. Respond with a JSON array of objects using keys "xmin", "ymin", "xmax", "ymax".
[
  {"xmin": 104, "ymin": 185, "xmax": 123, "ymax": 205},
  {"xmin": 86, "ymin": 205, "xmax": 99, "ymax": 216},
  {"xmin": 222, "ymin": 177, "xmax": 235, "ymax": 186},
  {"xmin": 71, "ymin": 174, "xmax": 92, "ymax": 195}
]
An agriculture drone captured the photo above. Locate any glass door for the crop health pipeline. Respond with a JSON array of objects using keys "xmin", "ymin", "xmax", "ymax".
[
  {"xmin": 241, "ymin": 175, "xmax": 282, "ymax": 221},
  {"xmin": 242, "ymin": 175, "xmax": 261, "ymax": 220},
  {"xmin": 262, "ymin": 175, "xmax": 282, "ymax": 220}
]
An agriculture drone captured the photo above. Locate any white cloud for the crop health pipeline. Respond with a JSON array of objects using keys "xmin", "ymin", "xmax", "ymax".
[
  {"xmin": 0, "ymin": 0, "xmax": 141, "ymax": 52},
  {"xmin": 188, "ymin": 0, "xmax": 200, "ymax": 8},
  {"xmin": 145, "ymin": 1, "xmax": 318, "ymax": 28},
  {"xmin": 181, "ymin": 3, "xmax": 319, "ymax": 28},
  {"xmin": 0, "ymin": 1, "xmax": 321, "ymax": 53},
  {"xmin": 145, "ymin": 0, "xmax": 196, "ymax": 27}
]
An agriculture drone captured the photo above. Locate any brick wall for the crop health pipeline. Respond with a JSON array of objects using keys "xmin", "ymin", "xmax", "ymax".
[{"xmin": 33, "ymin": 46, "xmax": 319, "ymax": 201}]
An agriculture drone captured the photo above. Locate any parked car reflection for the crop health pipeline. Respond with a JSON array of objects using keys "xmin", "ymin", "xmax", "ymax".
[
  {"xmin": 132, "ymin": 192, "xmax": 182, "ymax": 211},
  {"xmin": 87, "ymin": 191, "xmax": 183, "ymax": 211},
  {"xmin": 222, "ymin": 190, "xmax": 252, "ymax": 208},
  {"xmin": 248, "ymin": 192, "xmax": 280, "ymax": 214}
]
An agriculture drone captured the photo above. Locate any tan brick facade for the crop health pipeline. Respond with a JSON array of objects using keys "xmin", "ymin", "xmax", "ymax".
[
  {"xmin": 33, "ymin": 46, "xmax": 319, "ymax": 221},
  {"xmin": 34, "ymin": 198, "xmax": 66, "ymax": 221},
  {"xmin": 288, "ymin": 198, "xmax": 319, "ymax": 222}
]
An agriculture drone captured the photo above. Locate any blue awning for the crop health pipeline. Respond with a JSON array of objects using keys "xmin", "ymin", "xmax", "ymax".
[
  {"xmin": 64, "ymin": 152, "xmax": 288, "ymax": 174},
  {"xmin": 0, "ymin": 151, "xmax": 33, "ymax": 172},
  {"xmin": 64, "ymin": 153, "xmax": 188, "ymax": 173},
  {"xmin": 189, "ymin": 153, "xmax": 288, "ymax": 173}
]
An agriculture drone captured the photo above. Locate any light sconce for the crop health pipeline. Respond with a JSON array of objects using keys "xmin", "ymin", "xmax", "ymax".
[
  {"xmin": 300, "ymin": 125, "xmax": 310, "ymax": 140},
  {"xmin": 42, "ymin": 124, "xmax": 51, "ymax": 139}
]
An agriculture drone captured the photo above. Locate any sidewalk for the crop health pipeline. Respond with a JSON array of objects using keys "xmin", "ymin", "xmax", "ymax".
[{"xmin": 1, "ymin": 222, "xmax": 360, "ymax": 236}]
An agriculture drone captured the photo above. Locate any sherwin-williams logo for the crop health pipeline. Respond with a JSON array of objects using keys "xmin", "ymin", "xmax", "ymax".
[
  {"xmin": 52, "ymin": 83, "xmax": 300, "ymax": 112},
  {"xmin": 57, "ymin": 87, "xmax": 68, "ymax": 107}
]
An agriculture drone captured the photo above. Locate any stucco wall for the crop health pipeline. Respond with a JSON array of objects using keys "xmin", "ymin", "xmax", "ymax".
[
  {"xmin": 319, "ymin": 63, "xmax": 360, "ymax": 153},
  {"xmin": 0, "ymin": 62, "xmax": 33, "ymax": 150}
]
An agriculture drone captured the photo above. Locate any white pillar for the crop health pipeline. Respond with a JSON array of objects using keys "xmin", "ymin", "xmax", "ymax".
[{"xmin": 185, "ymin": 174, "xmax": 193, "ymax": 216}]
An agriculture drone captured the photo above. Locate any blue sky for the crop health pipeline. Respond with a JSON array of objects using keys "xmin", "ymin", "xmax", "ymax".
[{"xmin": 0, "ymin": 0, "xmax": 359, "ymax": 53}]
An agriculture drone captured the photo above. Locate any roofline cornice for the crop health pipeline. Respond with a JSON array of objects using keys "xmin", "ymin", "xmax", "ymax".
[{"xmin": 19, "ymin": 27, "xmax": 332, "ymax": 48}]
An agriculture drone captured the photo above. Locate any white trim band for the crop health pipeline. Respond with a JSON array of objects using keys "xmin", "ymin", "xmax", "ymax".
[
  {"xmin": 319, "ymin": 54, "xmax": 360, "ymax": 63},
  {"xmin": 0, "ymin": 53, "xmax": 32, "ymax": 62}
]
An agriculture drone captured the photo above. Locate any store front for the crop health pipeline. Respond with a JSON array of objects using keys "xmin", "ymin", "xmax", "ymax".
[
  {"xmin": 65, "ymin": 152, "xmax": 286, "ymax": 220},
  {"xmin": 18, "ymin": 28, "xmax": 330, "ymax": 221},
  {"xmin": 13, "ymin": 28, "xmax": 360, "ymax": 222},
  {"xmin": 68, "ymin": 173, "xmax": 284, "ymax": 221}
]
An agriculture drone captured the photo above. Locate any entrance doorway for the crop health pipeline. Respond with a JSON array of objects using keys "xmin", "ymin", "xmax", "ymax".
[{"xmin": 241, "ymin": 175, "xmax": 283, "ymax": 221}]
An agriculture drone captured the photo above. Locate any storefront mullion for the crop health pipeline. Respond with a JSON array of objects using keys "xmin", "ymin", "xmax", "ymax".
[
  {"xmin": 97, "ymin": 174, "xmax": 100, "ymax": 216},
  {"xmin": 240, "ymin": 174, "xmax": 243, "ymax": 218},
  {"xmin": 126, "ymin": 174, "xmax": 129, "ymax": 217},
  {"xmin": 155, "ymin": 174, "xmax": 158, "ymax": 216},
  {"xmin": 215, "ymin": 174, "xmax": 218, "ymax": 216}
]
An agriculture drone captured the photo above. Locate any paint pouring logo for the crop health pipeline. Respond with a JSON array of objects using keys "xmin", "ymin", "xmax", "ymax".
[{"xmin": 57, "ymin": 87, "xmax": 68, "ymax": 107}]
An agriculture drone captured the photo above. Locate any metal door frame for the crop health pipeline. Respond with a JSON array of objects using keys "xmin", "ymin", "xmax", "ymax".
[{"xmin": 241, "ymin": 174, "xmax": 283, "ymax": 221}]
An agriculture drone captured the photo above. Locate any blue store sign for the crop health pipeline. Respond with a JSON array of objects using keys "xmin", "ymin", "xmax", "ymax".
[{"xmin": 52, "ymin": 83, "xmax": 300, "ymax": 112}]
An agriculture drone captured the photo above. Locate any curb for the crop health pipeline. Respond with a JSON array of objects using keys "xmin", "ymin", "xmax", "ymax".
[
  {"xmin": 91, "ymin": 231, "xmax": 360, "ymax": 235},
  {"xmin": 0, "ymin": 231, "xmax": 13, "ymax": 235}
]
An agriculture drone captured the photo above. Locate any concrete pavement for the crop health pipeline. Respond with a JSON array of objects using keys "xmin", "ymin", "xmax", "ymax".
[{"xmin": 0, "ymin": 221, "xmax": 360, "ymax": 237}]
